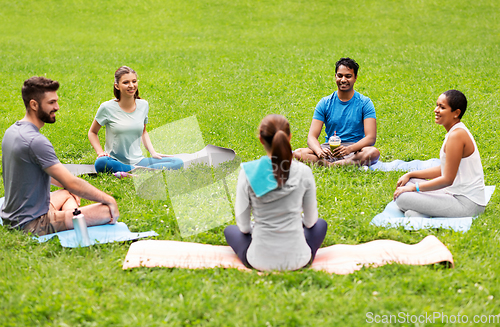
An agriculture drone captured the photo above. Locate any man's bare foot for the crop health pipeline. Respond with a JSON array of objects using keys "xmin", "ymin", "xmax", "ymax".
[{"xmin": 316, "ymin": 159, "xmax": 329, "ymax": 167}]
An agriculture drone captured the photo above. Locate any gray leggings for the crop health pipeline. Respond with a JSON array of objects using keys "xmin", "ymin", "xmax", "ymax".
[{"xmin": 395, "ymin": 178, "xmax": 485, "ymax": 218}]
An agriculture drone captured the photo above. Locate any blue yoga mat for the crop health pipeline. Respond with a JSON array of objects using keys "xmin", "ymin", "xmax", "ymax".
[
  {"xmin": 35, "ymin": 222, "xmax": 158, "ymax": 247},
  {"xmin": 370, "ymin": 158, "xmax": 441, "ymax": 172},
  {"xmin": 0, "ymin": 197, "xmax": 158, "ymax": 247},
  {"xmin": 370, "ymin": 186, "xmax": 496, "ymax": 232}
]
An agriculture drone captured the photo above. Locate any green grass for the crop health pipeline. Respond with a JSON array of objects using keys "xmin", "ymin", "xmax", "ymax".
[{"xmin": 1, "ymin": 0, "xmax": 499, "ymax": 325}]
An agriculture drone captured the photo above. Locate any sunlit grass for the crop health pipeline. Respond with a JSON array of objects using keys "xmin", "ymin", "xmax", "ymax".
[{"xmin": 0, "ymin": 0, "xmax": 499, "ymax": 325}]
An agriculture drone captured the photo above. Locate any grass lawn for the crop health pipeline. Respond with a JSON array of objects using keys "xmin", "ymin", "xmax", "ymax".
[{"xmin": 1, "ymin": 0, "xmax": 499, "ymax": 325}]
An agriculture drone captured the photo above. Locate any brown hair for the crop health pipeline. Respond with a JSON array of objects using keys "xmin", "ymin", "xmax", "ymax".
[
  {"xmin": 259, "ymin": 114, "xmax": 292, "ymax": 187},
  {"xmin": 22, "ymin": 76, "xmax": 59, "ymax": 109},
  {"xmin": 114, "ymin": 66, "xmax": 140, "ymax": 100}
]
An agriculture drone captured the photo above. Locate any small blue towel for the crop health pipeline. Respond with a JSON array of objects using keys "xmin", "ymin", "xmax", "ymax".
[
  {"xmin": 35, "ymin": 222, "xmax": 158, "ymax": 247},
  {"xmin": 370, "ymin": 159, "xmax": 441, "ymax": 172},
  {"xmin": 241, "ymin": 156, "xmax": 278, "ymax": 197},
  {"xmin": 370, "ymin": 186, "xmax": 496, "ymax": 232}
]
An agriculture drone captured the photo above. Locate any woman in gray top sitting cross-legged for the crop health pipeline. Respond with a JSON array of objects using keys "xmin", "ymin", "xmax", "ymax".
[{"xmin": 224, "ymin": 114, "xmax": 328, "ymax": 271}]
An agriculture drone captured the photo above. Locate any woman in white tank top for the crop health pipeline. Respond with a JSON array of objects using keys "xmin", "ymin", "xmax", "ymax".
[{"xmin": 393, "ymin": 90, "xmax": 486, "ymax": 218}]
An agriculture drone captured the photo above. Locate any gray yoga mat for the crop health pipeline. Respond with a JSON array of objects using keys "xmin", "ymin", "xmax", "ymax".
[
  {"xmin": 63, "ymin": 164, "xmax": 97, "ymax": 176},
  {"xmin": 157, "ymin": 144, "xmax": 236, "ymax": 169},
  {"xmin": 63, "ymin": 145, "xmax": 236, "ymax": 176}
]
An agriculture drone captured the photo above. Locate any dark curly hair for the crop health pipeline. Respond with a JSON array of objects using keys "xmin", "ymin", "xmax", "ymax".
[
  {"xmin": 442, "ymin": 90, "xmax": 467, "ymax": 119},
  {"xmin": 335, "ymin": 57, "xmax": 360, "ymax": 77}
]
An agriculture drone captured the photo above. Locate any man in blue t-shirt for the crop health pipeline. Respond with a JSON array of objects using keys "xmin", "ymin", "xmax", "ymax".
[
  {"xmin": 1, "ymin": 77, "xmax": 120, "ymax": 236},
  {"xmin": 293, "ymin": 57, "xmax": 380, "ymax": 166}
]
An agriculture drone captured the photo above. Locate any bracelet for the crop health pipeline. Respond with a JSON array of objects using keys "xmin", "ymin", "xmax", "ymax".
[{"xmin": 415, "ymin": 182, "xmax": 420, "ymax": 192}]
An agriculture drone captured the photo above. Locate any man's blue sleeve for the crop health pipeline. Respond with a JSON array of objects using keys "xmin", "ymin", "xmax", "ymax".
[
  {"xmin": 363, "ymin": 99, "xmax": 376, "ymax": 120},
  {"xmin": 312, "ymin": 97, "xmax": 327, "ymax": 122}
]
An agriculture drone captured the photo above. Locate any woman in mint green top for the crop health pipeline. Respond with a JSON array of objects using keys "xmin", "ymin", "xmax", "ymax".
[{"xmin": 88, "ymin": 66, "xmax": 183, "ymax": 173}]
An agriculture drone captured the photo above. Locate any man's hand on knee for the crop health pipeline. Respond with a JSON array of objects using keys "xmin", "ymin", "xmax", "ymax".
[
  {"xmin": 316, "ymin": 147, "xmax": 332, "ymax": 159},
  {"xmin": 107, "ymin": 200, "xmax": 120, "ymax": 224}
]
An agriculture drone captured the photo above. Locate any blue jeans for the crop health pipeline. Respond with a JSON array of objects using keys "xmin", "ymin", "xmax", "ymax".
[
  {"xmin": 224, "ymin": 218, "xmax": 328, "ymax": 269},
  {"xmin": 94, "ymin": 156, "xmax": 184, "ymax": 173}
]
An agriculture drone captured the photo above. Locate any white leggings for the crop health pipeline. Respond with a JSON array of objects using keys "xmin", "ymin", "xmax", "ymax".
[{"xmin": 395, "ymin": 178, "xmax": 485, "ymax": 218}]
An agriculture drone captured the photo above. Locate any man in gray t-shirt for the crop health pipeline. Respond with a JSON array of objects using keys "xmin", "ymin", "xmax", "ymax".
[
  {"xmin": 2, "ymin": 121, "xmax": 60, "ymax": 227},
  {"xmin": 1, "ymin": 76, "xmax": 119, "ymax": 236}
]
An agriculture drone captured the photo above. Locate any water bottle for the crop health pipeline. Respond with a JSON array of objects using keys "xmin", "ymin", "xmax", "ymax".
[{"xmin": 73, "ymin": 208, "xmax": 91, "ymax": 247}]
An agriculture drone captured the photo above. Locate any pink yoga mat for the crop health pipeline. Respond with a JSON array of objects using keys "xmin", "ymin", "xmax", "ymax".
[{"xmin": 123, "ymin": 235, "xmax": 453, "ymax": 274}]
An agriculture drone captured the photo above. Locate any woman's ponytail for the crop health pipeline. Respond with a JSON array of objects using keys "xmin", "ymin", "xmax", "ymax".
[
  {"xmin": 271, "ymin": 130, "xmax": 292, "ymax": 187},
  {"xmin": 259, "ymin": 115, "xmax": 292, "ymax": 187}
]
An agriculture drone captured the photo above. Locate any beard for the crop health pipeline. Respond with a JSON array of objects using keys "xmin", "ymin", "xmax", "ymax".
[{"xmin": 36, "ymin": 103, "xmax": 56, "ymax": 124}]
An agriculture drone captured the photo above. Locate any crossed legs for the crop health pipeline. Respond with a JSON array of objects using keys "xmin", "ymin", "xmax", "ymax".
[
  {"xmin": 395, "ymin": 178, "xmax": 485, "ymax": 218},
  {"xmin": 95, "ymin": 156, "xmax": 184, "ymax": 173},
  {"xmin": 50, "ymin": 189, "xmax": 114, "ymax": 230},
  {"xmin": 293, "ymin": 146, "xmax": 380, "ymax": 166},
  {"xmin": 224, "ymin": 218, "xmax": 328, "ymax": 269}
]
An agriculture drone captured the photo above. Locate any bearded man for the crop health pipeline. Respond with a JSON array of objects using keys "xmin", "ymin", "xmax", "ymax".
[{"xmin": 1, "ymin": 76, "xmax": 119, "ymax": 235}]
